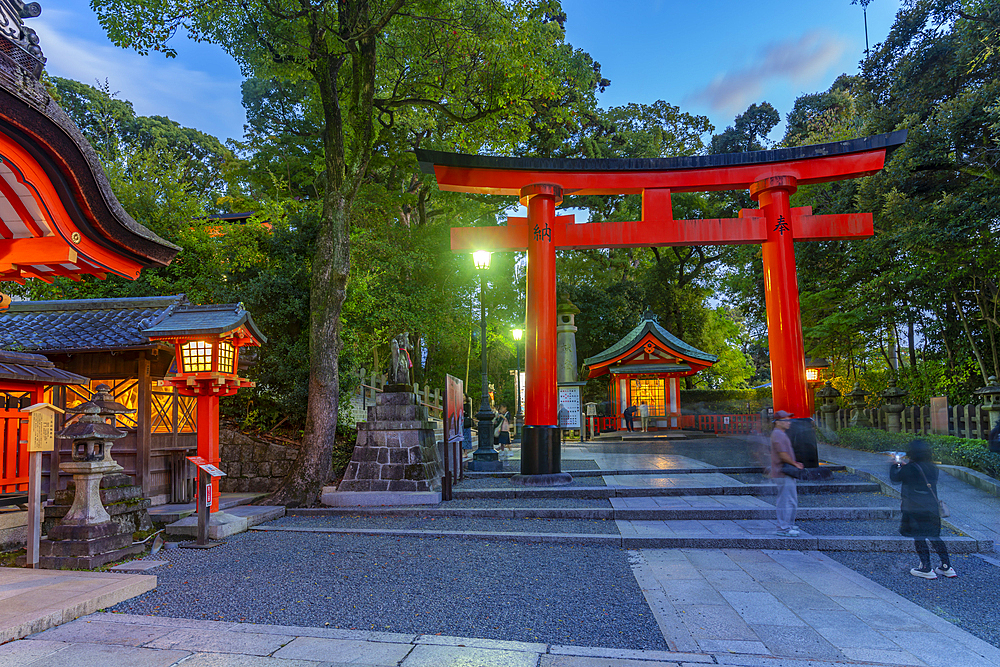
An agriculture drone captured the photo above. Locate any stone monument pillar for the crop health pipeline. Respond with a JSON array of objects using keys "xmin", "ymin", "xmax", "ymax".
[{"xmin": 556, "ymin": 296, "xmax": 581, "ymax": 383}]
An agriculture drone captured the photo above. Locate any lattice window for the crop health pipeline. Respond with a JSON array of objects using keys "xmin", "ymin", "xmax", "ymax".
[
  {"xmin": 181, "ymin": 341, "xmax": 213, "ymax": 372},
  {"xmin": 217, "ymin": 341, "xmax": 236, "ymax": 374},
  {"xmin": 177, "ymin": 395, "xmax": 196, "ymax": 433},
  {"xmin": 65, "ymin": 379, "xmax": 138, "ymax": 429},
  {"xmin": 630, "ymin": 377, "xmax": 665, "ymax": 416},
  {"xmin": 150, "ymin": 390, "xmax": 174, "ymax": 434}
]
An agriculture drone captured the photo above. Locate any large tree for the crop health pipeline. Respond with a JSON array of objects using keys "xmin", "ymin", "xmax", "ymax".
[{"xmin": 91, "ymin": 0, "xmax": 578, "ymax": 504}]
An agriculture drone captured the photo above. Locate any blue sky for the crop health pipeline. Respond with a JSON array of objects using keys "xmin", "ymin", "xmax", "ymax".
[{"xmin": 32, "ymin": 1, "xmax": 901, "ymax": 145}]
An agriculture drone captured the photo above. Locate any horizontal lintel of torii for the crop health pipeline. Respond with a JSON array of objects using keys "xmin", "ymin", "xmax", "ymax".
[{"xmin": 451, "ymin": 207, "xmax": 873, "ymax": 252}]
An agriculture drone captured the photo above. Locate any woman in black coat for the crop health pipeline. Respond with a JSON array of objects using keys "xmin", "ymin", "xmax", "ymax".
[{"xmin": 889, "ymin": 439, "xmax": 956, "ymax": 579}]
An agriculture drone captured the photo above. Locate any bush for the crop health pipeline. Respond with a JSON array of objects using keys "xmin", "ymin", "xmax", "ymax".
[
  {"xmin": 834, "ymin": 428, "xmax": 1000, "ymax": 479},
  {"xmin": 680, "ymin": 388, "xmax": 772, "ymax": 415}
]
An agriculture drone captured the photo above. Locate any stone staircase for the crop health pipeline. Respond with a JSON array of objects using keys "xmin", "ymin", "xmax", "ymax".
[{"xmin": 264, "ymin": 463, "xmax": 994, "ymax": 554}]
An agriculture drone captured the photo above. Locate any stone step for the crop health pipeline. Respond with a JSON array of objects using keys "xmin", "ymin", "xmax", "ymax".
[
  {"xmin": 452, "ymin": 482, "xmax": 881, "ymax": 500},
  {"xmin": 287, "ymin": 506, "xmax": 898, "ymax": 520},
  {"xmin": 249, "ymin": 524, "xmax": 992, "ymax": 552},
  {"xmin": 147, "ymin": 492, "xmax": 270, "ymax": 524},
  {"xmin": 464, "ymin": 465, "xmax": 849, "ymax": 478}
]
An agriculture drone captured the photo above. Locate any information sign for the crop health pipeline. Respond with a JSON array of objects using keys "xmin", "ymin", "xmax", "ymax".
[
  {"xmin": 558, "ymin": 386, "xmax": 581, "ymax": 429},
  {"xmin": 25, "ymin": 403, "xmax": 63, "ymax": 452},
  {"xmin": 186, "ymin": 456, "xmax": 227, "ymax": 477}
]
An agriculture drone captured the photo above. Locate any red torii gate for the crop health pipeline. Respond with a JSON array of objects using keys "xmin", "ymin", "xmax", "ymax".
[{"xmin": 417, "ymin": 130, "xmax": 905, "ymax": 481}]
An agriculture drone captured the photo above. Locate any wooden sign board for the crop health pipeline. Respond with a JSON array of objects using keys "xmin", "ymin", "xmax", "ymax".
[{"xmin": 25, "ymin": 403, "xmax": 64, "ymax": 453}]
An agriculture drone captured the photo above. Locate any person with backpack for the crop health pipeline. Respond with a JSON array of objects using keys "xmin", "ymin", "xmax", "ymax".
[{"xmin": 890, "ymin": 439, "xmax": 956, "ymax": 579}]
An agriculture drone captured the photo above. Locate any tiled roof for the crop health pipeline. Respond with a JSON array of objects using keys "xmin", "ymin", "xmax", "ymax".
[
  {"xmin": 583, "ymin": 312, "xmax": 718, "ymax": 367},
  {"xmin": 0, "ymin": 295, "xmax": 185, "ymax": 353},
  {"xmin": 142, "ymin": 303, "xmax": 267, "ymax": 344},
  {"xmin": 609, "ymin": 363, "xmax": 692, "ymax": 375},
  {"xmin": 0, "ymin": 349, "xmax": 87, "ymax": 385}
]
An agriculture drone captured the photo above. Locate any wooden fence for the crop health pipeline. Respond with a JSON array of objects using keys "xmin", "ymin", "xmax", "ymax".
[
  {"xmin": 352, "ymin": 369, "xmax": 444, "ymax": 423},
  {"xmin": 681, "ymin": 414, "xmax": 763, "ymax": 435},
  {"xmin": 823, "ymin": 403, "xmax": 995, "ymax": 440}
]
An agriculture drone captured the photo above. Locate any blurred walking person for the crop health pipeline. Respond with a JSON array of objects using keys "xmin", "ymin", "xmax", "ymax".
[
  {"xmin": 770, "ymin": 410, "xmax": 803, "ymax": 537},
  {"xmin": 890, "ymin": 439, "xmax": 956, "ymax": 579}
]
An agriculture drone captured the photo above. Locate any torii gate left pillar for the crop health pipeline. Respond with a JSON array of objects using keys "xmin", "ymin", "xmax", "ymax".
[{"xmin": 520, "ymin": 184, "xmax": 567, "ymax": 482}]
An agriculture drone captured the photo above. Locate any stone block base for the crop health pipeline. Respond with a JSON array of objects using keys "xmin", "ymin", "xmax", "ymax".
[
  {"xmin": 165, "ymin": 511, "xmax": 249, "ymax": 540},
  {"xmin": 36, "ymin": 542, "xmax": 145, "ymax": 570},
  {"xmin": 340, "ymin": 390, "xmax": 443, "ymax": 492},
  {"xmin": 321, "ymin": 488, "xmax": 441, "ymax": 506}
]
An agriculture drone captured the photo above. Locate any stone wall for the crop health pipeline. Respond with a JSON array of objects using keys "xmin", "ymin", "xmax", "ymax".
[{"xmin": 219, "ymin": 427, "xmax": 300, "ymax": 493}]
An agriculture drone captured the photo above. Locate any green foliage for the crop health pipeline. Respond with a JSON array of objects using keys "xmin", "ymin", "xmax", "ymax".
[
  {"xmin": 680, "ymin": 388, "xmax": 772, "ymax": 414},
  {"xmin": 834, "ymin": 427, "xmax": 1000, "ymax": 479}
]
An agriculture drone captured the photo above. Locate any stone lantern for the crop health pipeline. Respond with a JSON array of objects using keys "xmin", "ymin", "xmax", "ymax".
[
  {"xmin": 816, "ymin": 381, "xmax": 841, "ymax": 432},
  {"xmin": 87, "ymin": 383, "xmax": 136, "ymax": 472},
  {"xmin": 38, "ymin": 403, "xmax": 142, "ymax": 568},
  {"xmin": 846, "ymin": 383, "xmax": 872, "ymax": 428},
  {"xmin": 880, "ymin": 377, "xmax": 909, "ymax": 434},
  {"xmin": 975, "ymin": 377, "xmax": 1000, "ymax": 451}
]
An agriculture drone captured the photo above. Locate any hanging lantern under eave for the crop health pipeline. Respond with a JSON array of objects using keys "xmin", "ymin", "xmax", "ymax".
[{"xmin": 157, "ymin": 335, "xmax": 257, "ymax": 396}]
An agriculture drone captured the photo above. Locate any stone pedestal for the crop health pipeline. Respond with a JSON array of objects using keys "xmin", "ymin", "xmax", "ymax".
[
  {"xmin": 338, "ymin": 390, "xmax": 442, "ymax": 492},
  {"xmin": 43, "ymin": 472, "xmax": 153, "ymax": 537},
  {"xmin": 39, "ymin": 462, "xmax": 144, "ymax": 569}
]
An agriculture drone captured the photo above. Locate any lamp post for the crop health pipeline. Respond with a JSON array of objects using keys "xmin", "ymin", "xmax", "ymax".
[
  {"xmin": 469, "ymin": 251, "xmax": 501, "ymax": 471},
  {"xmin": 512, "ymin": 327, "xmax": 523, "ymax": 442}
]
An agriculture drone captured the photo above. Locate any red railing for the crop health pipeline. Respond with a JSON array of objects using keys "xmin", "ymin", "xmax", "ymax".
[
  {"xmin": 0, "ymin": 409, "xmax": 29, "ymax": 493},
  {"xmin": 683, "ymin": 414, "xmax": 761, "ymax": 434}
]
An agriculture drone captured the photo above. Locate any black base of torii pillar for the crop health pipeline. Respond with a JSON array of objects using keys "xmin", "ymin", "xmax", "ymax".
[{"xmin": 512, "ymin": 426, "xmax": 571, "ymax": 486}]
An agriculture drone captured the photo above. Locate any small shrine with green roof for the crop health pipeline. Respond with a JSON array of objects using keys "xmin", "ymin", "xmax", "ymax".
[{"xmin": 582, "ymin": 311, "xmax": 718, "ymax": 430}]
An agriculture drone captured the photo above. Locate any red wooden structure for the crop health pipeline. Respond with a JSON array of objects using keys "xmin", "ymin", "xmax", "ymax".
[
  {"xmin": 418, "ymin": 131, "xmax": 905, "ymax": 478},
  {"xmin": 143, "ymin": 305, "xmax": 265, "ymax": 513},
  {"xmin": 583, "ymin": 311, "xmax": 717, "ymax": 430}
]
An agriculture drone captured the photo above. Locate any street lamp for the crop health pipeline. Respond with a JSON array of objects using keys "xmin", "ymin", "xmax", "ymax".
[
  {"xmin": 512, "ymin": 327, "xmax": 523, "ymax": 442},
  {"xmin": 469, "ymin": 251, "xmax": 501, "ymax": 471}
]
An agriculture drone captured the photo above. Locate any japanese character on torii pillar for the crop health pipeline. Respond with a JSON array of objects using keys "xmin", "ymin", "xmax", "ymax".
[{"xmin": 417, "ymin": 130, "xmax": 906, "ymax": 484}]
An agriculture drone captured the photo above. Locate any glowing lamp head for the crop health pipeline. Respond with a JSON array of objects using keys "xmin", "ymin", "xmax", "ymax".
[
  {"xmin": 805, "ymin": 368, "xmax": 819, "ymax": 382},
  {"xmin": 472, "ymin": 250, "xmax": 492, "ymax": 271},
  {"xmin": 512, "ymin": 328, "xmax": 523, "ymax": 341}
]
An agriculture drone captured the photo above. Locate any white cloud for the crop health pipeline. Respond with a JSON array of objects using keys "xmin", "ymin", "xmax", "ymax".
[
  {"xmin": 32, "ymin": 12, "xmax": 246, "ymax": 142},
  {"xmin": 685, "ymin": 31, "xmax": 848, "ymax": 115}
]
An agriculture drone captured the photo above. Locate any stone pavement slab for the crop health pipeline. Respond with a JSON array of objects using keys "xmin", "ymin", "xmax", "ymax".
[
  {"xmin": 631, "ymin": 548, "xmax": 1000, "ymax": 666},
  {"xmin": 0, "ymin": 567, "xmax": 156, "ymax": 644},
  {"xmin": 273, "ymin": 636, "xmax": 412, "ymax": 664}
]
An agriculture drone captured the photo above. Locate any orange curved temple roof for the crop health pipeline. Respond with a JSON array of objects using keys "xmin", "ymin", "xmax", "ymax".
[{"xmin": 0, "ymin": 29, "xmax": 179, "ymax": 284}]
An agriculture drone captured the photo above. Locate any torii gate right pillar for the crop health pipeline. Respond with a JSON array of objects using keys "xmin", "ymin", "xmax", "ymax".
[{"xmin": 752, "ymin": 175, "xmax": 810, "ymax": 418}]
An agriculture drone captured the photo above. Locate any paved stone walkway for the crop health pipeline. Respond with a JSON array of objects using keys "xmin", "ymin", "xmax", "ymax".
[{"xmin": 5, "ymin": 435, "xmax": 1000, "ymax": 666}]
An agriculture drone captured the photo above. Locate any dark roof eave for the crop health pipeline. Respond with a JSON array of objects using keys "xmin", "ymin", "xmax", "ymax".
[
  {"xmin": 142, "ymin": 310, "xmax": 268, "ymax": 345},
  {"xmin": 416, "ymin": 131, "xmax": 907, "ymax": 175}
]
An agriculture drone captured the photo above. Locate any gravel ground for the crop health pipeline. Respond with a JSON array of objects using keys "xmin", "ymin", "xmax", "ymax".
[
  {"xmin": 109, "ymin": 531, "xmax": 667, "ymax": 650},
  {"xmin": 754, "ymin": 491, "xmax": 898, "ymax": 507},
  {"xmin": 829, "ymin": 551, "xmax": 1000, "ymax": 649},
  {"xmin": 268, "ymin": 514, "xmax": 620, "ymax": 534},
  {"xmin": 455, "ymin": 475, "xmax": 607, "ymax": 489}
]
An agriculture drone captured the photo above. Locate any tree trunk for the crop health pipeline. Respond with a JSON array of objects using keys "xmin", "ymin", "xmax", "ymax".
[
  {"xmin": 907, "ymin": 313, "xmax": 917, "ymax": 369},
  {"xmin": 270, "ymin": 193, "xmax": 351, "ymax": 506},
  {"xmin": 953, "ymin": 291, "xmax": 990, "ymax": 383}
]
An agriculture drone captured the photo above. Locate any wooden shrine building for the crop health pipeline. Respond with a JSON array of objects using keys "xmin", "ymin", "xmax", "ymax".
[
  {"xmin": 583, "ymin": 311, "xmax": 717, "ymax": 430},
  {"xmin": 0, "ymin": 3, "xmax": 181, "ymax": 507},
  {"xmin": 0, "ymin": 295, "xmax": 262, "ymax": 505}
]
